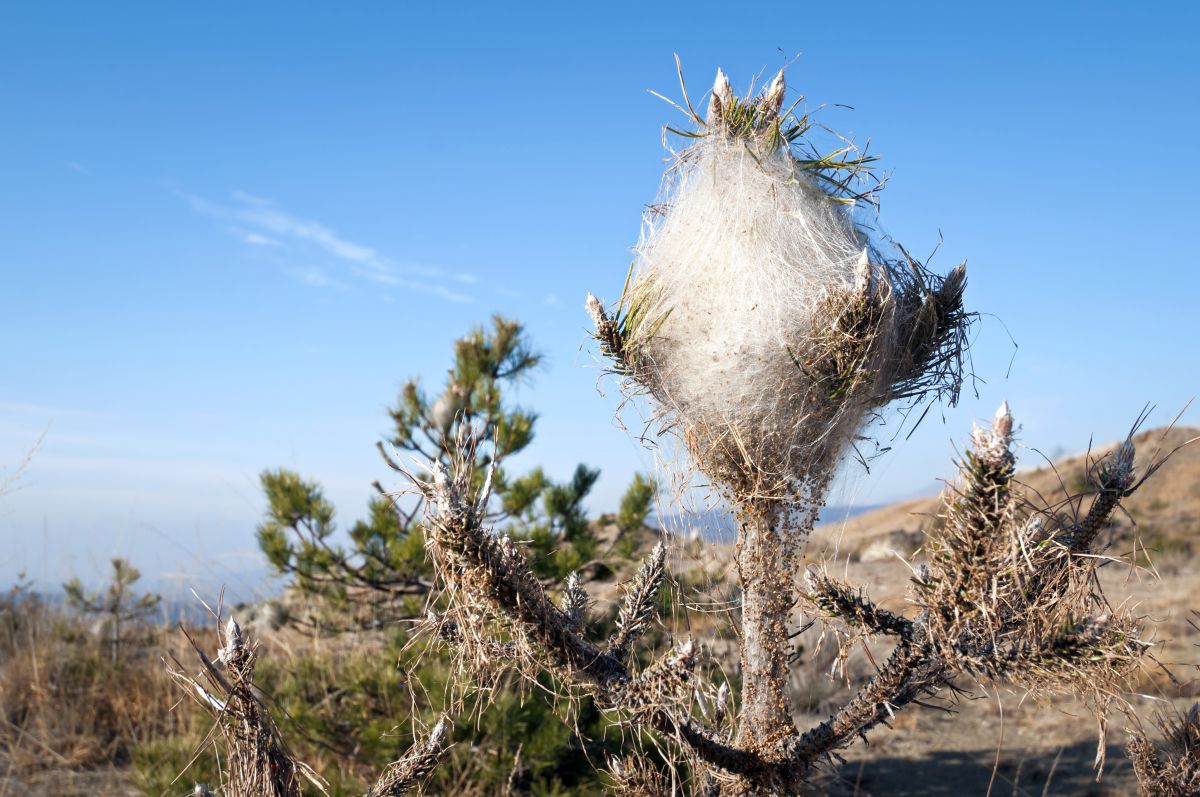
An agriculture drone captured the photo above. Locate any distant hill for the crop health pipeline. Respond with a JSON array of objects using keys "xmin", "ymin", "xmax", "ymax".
[
  {"xmin": 657, "ymin": 503, "xmax": 884, "ymax": 543},
  {"xmin": 809, "ymin": 425, "xmax": 1200, "ymax": 561}
]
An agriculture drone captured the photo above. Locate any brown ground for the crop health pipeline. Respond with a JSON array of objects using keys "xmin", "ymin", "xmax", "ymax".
[{"xmin": 0, "ymin": 770, "xmax": 139, "ymax": 797}]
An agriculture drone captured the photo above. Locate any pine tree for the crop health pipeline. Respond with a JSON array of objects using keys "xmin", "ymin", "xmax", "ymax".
[
  {"xmin": 64, "ymin": 557, "xmax": 160, "ymax": 663},
  {"xmin": 256, "ymin": 315, "xmax": 624, "ymax": 624}
]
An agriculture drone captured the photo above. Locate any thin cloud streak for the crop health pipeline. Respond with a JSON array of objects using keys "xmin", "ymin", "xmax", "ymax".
[
  {"xmin": 229, "ymin": 191, "xmax": 379, "ymax": 264},
  {"xmin": 283, "ymin": 266, "xmax": 343, "ymax": 289},
  {"xmin": 242, "ymin": 231, "xmax": 281, "ymax": 247},
  {"xmin": 182, "ymin": 191, "xmax": 476, "ymax": 302}
]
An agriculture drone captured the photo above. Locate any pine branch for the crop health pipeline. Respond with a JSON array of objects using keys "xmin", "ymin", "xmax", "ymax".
[
  {"xmin": 366, "ymin": 717, "xmax": 452, "ymax": 797},
  {"xmin": 416, "ymin": 453, "xmax": 773, "ymax": 780},
  {"xmin": 170, "ymin": 618, "xmax": 320, "ymax": 797},
  {"xmin": 561, "ymin": 571, "xmax": 589, "ymax": 632},
  {"xmin": 805, "ymin": 405, "xmax": 1153, "ymax": 790},
  {"xmin": 172, "ymin": 617, "xmax": 451, "ymax": 797},
  {"xmin": 786, "ymin": 637, "xmax": 945, "ymax": 776},
  {"xmin": 618, "ymin": 639, "xmax": 695, "ymax": 715},
  {"xmin": 1068, "ymin": 437, "xmax": 1137, "ymax": 552},
  {"xmin": 804, "ymin": 569, "xmax": 913, "ymax": 638},
  {"xmin": 1127, "ymin": 704, "xmax": 1200, "ymax": 797},
  {"xmin": 428, "ymin": 611, "xmax": 517, "ymax": 660},
  {"xmin": 609, "ymin": 542, "xmax": 667, "ymax": 662},
  {"xmin": 421, "ymin": 459, "xmax": 628, "ymax": 687}
]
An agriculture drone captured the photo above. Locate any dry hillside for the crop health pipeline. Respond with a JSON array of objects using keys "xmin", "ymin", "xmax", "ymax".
[
  {"xmin": 812, "ymin": 425, "xmax": 1200, "ymax": 567},
  {"xmin": 794, "ymin": 425, "xmax": 1200, "ymax": 795}
]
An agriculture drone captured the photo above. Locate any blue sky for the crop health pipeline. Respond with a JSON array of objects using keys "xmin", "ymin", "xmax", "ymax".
[{"xmin": 2, "ymin": 1, "xmax": 1197, "ymax": 594}]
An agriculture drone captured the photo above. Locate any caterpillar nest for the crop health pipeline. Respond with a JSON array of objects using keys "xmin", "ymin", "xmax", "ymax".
[{"xmin": 610, "ymin": 68, "xmax": 970, "ymax": 509}]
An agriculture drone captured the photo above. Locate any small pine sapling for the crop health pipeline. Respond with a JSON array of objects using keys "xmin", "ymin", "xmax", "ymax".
[{"xmin": 64, "ymin": 557, "xmax": 160, "ymax": 663}]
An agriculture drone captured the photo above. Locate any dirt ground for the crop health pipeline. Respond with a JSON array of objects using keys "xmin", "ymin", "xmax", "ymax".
[{"xmin": 0, "ymin": 770, "xmax": 140, "ymax": 797}]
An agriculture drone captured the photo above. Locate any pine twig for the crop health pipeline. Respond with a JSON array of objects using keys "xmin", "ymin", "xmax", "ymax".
[
  {"xmin": 609, "ymin": 542, "xmax": 667, "ymax": 662},
  {"xmin": 366, "ymin": 717, "xmax": 453, "ymax": 797}
]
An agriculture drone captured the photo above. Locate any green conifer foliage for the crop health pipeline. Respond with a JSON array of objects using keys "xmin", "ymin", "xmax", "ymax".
[
  {"xmin": 257, "ymin": 315, "xmax": 602, "ymax": 622},
  {"xmin": 617, "ymin": 472, "xmax": 657, "ymax": 533},
  {"xmin": 63, "ymin": 558, "xmax": 160, "ymax": 662}
]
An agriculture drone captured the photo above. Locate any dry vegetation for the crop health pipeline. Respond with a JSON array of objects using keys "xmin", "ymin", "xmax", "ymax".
[
  {"xmin": 0, "ymin": 585, "xmax": 211, "ymax": 796},
  {"xmin": 797, "ymin": 424, "xmax": 1200, "ymax": 795},
  {"xmin": 1, "ymin": 428, "xmax": 1198, "ymax": 794},
  {"xmin": 0, "ymin": 521, "xmax": 667, "ymax": 796}
]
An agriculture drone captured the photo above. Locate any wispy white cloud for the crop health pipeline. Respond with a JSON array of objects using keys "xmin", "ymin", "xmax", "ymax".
[
  {"xmin": 360, "ymin": 269, "xmax": 473, "ymax": 303},
  {"xmin": 63, "ymin": 161, "xmax": 89, "ymax": 174},
  {"xmin": 182, "ymin": 191, "xmax": 474, "ymax": 302},
  {"xmin": 228, "ymin": 191, "xmax": 379, "ymax": 264},
  {"xmin": 283, "ymin": 266, "xmax": 342, "ymax": 289},
  {"xmin": 241, "ymin": 231, "xmax": 281, "ymax": 247}
]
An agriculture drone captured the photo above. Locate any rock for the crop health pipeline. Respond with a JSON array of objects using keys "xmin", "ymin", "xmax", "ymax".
[
  {"xmin": 233, "ymin": 599, "xmax": 290, "ymax": 639},
  {"xmin": 858, "ymin": 530, "xmax": 923, "ymax": 562}
]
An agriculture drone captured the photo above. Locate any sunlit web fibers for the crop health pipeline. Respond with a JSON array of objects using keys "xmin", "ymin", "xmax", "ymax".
[{"xmin": 615, "ymin": 67, "xmax": 970, "ymax": 519}]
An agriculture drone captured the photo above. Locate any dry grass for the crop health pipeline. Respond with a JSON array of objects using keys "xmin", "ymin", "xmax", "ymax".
[{"xmin": 0, "ymin": 587, "xmax": 213, "ymax": 794}]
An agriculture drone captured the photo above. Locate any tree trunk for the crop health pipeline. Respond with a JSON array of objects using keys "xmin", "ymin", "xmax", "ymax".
[{"xmin": 733, "ymin": 499, "xmax": 798, "ymax": 753}]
